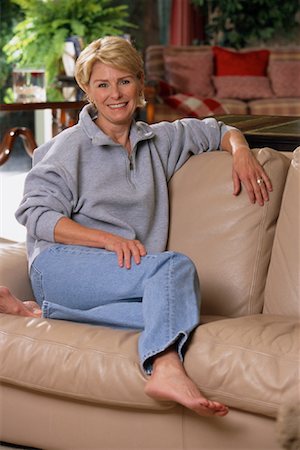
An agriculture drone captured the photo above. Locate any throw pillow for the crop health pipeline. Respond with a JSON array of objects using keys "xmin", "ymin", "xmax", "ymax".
[
  {"xmin": 163, "ymin": 51, "xmax": 215, "ymax": 97},
  {"xmin": 268, "ymin": 50, "xmax": 300, "ymax": 97},
  {"xmin": 213, "ymin": 76, "xmax": 274, "ymax": 100},
  {"xmin": 164, "ymin": 93, "xmax": 227, "ymax": 118},
  {"xmin": 213, "ymin": 46, "xmax": 270, "ymax": 76}
]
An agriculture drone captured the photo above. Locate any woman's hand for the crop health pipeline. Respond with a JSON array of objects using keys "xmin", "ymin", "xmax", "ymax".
[
  {"xmin": 221, "ymin": 129, "xmax": 273, "ymax": 206},
  {"xmin": 103, "ymin": 234, "xmax": 147, "ymax": 269},
  {"xmin": 54, "ymin": 217, "xmax": 146, "ymax": 268},
  {"xmin": 231, "ymin": 145, "xmax": 273, "ymax": 206}
]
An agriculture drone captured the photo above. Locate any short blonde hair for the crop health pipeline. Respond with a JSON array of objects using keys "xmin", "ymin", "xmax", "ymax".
[{"xmin": 75, "ymin": 36, "xmax": 145, "ymax": 107}]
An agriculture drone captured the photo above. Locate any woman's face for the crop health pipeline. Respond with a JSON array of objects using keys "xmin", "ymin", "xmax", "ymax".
[{"xmin": 85, "ymin": 61, "xmax": 143, "ymax": 130}]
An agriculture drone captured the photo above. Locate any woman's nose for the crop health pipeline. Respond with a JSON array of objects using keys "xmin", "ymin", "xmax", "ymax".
[{"xmin": 110, "ymin": 84, "xmax": 121, "ymax": 98}]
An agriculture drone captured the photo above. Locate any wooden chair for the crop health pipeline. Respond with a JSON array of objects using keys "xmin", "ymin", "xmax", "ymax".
[{"xmin": 0, "ymin": 127, "xmax": 37, "ymax": 166}]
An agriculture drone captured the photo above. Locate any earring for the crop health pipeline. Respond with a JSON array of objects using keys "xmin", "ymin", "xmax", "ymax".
[{"xmin": 87, "ymin": 96, "xmax": 97, "ymax": 109}]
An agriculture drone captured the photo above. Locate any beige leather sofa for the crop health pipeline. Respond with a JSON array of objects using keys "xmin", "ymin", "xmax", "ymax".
[{"xmin": 0, "ymin": 147, "xmax": 299, "ymax": 450}]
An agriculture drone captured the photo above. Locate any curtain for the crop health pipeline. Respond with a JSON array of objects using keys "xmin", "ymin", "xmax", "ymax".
[
  {"xmin": 169, "ymin": 0, "xmax": 205, "ymax": 45},
  {"xmin": 157, "ymin": 0, "xmax": 172, "ymax": 45}
]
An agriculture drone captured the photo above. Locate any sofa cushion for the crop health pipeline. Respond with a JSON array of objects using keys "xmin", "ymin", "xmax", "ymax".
[
  {"xmin": 0, "ymin": 240, "xmax": 33, "ymax": 300},
  {"xmin": 264, "ymin": 147, "xmax": 300, "ymax": 318},
  {"xmin": 248, "ymin": 98, "xmax": 300, "ymax": 116},
  {"xmin": 1, "ymin": 312, "xmax": 298, "ymax": 418},
  {"xmin": 213, "ymin": 46, "xmax": 270, "ymax": 76},
  {"xmin": 213, "ymin": 75, "xmax": 273, "ymax": 100},
  {"xmin": 184, "ymin": 315, "xmax": 300, "ymax": 418},
  {"xmin": 214, "ymin": 98, "xmax": 249, "ymax": 114},
  {"xmin": 167, "ymin": 148, "xmax": 290, "ymax": 316},
  {"xmin": 145, "ymin": 45, "xmax": 212, "ymax": 82},
  {"xmin": 164, "ymin": 50, "xmax": 215, "ymax": 97},
  {"xmin": 0, "ymin": 314, "xmax": 174, "ymax": 411},
  {"xmin": 268, "ymin": 49, "xmax": 300, "ymax": 97}
]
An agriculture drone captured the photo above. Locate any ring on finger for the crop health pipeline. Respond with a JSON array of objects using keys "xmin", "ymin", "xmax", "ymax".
[{"xmin": 256, "ymin": 178, "xmax": 264, "ymax": 185}]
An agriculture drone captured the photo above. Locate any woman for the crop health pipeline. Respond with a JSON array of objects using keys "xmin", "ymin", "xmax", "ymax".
[{"xmin": 1, "ymin": 36, "xmax": 272, "ymax": 417}]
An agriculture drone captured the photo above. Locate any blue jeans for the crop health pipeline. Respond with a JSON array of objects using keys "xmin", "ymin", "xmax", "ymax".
[{"xmin": 30, "ymin": 245, "xmax": 201, "ymax": 373}]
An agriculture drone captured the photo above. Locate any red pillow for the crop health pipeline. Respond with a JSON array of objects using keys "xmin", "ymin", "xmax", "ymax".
[{"xmin": 213, "ymin": 46, "xmax": 270, "ymax": 76}]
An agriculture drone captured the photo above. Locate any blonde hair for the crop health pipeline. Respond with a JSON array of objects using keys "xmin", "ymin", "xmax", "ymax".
[{"xmin": 75, "ymin": 36, "xmax": 146, "ymax": 107}]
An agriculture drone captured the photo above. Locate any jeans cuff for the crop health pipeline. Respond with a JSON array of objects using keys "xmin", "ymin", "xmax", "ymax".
[{"xmin": 141, "ymin": 331, "xmax": 188, "ymax": 375}]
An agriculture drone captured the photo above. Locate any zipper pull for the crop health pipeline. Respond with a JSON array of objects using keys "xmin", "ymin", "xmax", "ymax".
[{"xmin": 129, "ymin": 156, "xmax": 133, "ymax": 170}]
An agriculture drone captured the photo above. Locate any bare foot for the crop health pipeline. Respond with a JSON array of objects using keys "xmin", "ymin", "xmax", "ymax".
[
  {"xmin": 145, "ymin": 350, "xmax": 229, "ymax": 417},
  {"xmin": 0, "ymin": 286, "xmax": 41, "ymax": 318}
]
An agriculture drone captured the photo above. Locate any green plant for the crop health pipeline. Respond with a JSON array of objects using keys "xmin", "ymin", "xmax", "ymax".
[
  {"xmin": 0, "ymin": 0, "xmax": 24, "ymax": 102},
  {"xmin": 4, "ymin": 0, "xmax": 134, "ymax": 99},
  {"xmin": 192, "ymin": 0, "xmax": 300, "ymax": 48}
]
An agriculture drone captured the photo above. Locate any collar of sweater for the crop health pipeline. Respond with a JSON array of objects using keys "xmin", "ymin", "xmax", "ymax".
[{"xmin": 79, "ymin": 104, "xmax": 155, "ymax": 149}]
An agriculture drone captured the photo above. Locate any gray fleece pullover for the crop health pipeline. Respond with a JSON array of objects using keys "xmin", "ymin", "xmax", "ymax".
[{"xmin": 16, "ymin": 104, "xmax": 233, "ymax": 268}]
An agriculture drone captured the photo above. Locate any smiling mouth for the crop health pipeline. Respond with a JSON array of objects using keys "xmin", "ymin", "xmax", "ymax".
[{"xmin": 108, "ymin": 102, "xmax": 128, "ymax": 109}]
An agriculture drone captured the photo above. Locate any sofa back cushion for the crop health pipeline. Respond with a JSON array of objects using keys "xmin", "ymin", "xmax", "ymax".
[
  {"xmin": 163, "ymin": 48, "xmax": 215, "ymax": 97},
  {"xmin": 268, "ymin": 48, "xmax": 300, "ymax": 97},
  {"xmin": 145, "ymin": 44, "xmax": 211, "ymax": 82},
  {"xmin": 264, "ymin": 147, "xmax": 300, "ymax": 318},
  {"xmin": 0, "ymin": 240, "xmax": 33, "ymax": 300},
  {"xmin": 167, "ymin": 148, "xmax": 290, "ymax": 317}
]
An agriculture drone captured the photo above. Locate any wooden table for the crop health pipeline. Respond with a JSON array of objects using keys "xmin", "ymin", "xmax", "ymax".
[
  {"xmin": 0, "ymin": 100, "xmax": 87, "ymax": 144},
  {"xmin": 217, "ymin": 114, "xmax": 300, "ymax": 152}
]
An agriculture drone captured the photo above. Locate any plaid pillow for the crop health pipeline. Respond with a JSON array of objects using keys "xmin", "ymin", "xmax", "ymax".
[{"xmin": 164, "ymin": 93, "xmax": 228, "ymax": 118}]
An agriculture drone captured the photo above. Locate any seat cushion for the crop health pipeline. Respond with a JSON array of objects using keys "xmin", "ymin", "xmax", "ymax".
[
  {"xmin": 184, "ymin": 314, "xmax": 300, "ymax": 418},
  {"xmin": 1, "ymin": 312, "xmax": 298, "ymax": 418},
  {"xmin": 248, "ymin": 98, "xmax": 300, "ymax": 116},
  {"xmin": 0, "ymin": 314, "xmax": 172, "ymax": 411},
  {"xmin": 214, "ymin": 98, "xmax": 249, "ymax": 114}
]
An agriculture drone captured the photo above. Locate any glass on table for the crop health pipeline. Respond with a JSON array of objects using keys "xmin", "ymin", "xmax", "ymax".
[{"xmin": 13, "ymin": 69, "xmax": 46, "ymax": 103}]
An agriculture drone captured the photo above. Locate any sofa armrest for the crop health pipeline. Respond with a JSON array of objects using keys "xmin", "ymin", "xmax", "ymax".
[{"xmin": 0, "ymin": 240, "xmax": 33, "ymax": 300}]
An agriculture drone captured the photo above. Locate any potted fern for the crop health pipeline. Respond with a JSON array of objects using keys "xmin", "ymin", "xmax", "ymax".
[{"xmin": 4, "ymin": 0, "xmax": 134, "ymax": 100}]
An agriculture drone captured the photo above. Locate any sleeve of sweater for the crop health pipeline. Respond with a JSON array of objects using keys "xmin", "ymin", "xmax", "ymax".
[
  {"xmin": 154, "ymin": 117, "xmax": 235, "ymax": 181},
  {"xmin": 15, "ymin": 160, "xmax": 77, "ymax": 243}
]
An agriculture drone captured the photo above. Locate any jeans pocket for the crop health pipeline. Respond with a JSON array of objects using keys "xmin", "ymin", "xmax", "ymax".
[{"xmin": 30, "ymin": 264, "xmax": 44, "ymax": 307}]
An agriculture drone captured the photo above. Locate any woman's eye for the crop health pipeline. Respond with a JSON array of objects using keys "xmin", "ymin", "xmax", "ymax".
[
  {"xmin": 120, "ymin": 79, "xmax": 130, "ymax": 85},
  {"xmin": 98, "ymin": 83, "xmax": 108, "ymax": 88}
]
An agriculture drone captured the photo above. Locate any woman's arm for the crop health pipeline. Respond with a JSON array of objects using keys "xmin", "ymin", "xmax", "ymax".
[
  {"xmin": 221, "ymin": 128, "xmax": 273, "ymax": 206},
  {"xmin": 54, "ymin": 217, "xmax": 147, "ymax": 269}
]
